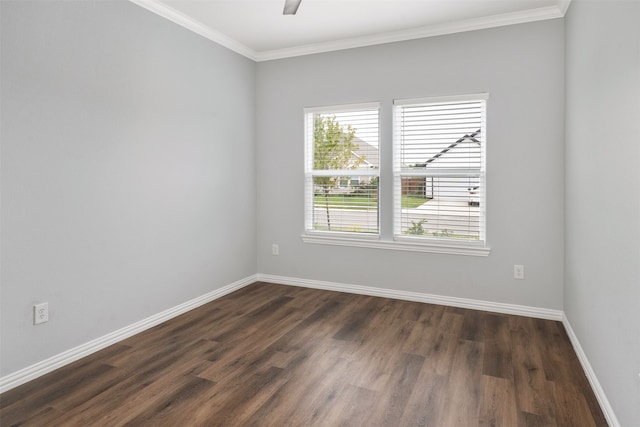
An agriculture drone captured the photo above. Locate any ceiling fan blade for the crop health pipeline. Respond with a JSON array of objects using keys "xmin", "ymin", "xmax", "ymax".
[{"xmin": 283, "ymin": 0, "xmax": 302, "ymax": 15}]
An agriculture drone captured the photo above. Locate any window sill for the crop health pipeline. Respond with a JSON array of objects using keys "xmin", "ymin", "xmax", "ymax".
[{"xmin": 301, "ymin": 233, "xmax": 491, "ymax": 256}]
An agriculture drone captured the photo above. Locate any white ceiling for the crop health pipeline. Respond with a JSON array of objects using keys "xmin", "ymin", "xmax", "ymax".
[{"xmin": 130, "ymin": 0, "xmax": 570, "ymax": 61}]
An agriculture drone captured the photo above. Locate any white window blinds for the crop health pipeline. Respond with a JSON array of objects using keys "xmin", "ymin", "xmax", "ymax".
[
  {"xmin": 304, "ymin": 103, "xmax": 380, "ymax": 235},
  {"xmin": 393, "ymin": 95, "xmax": 487, "ymax": 243}
]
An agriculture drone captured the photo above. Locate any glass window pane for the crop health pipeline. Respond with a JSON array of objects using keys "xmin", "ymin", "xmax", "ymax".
[
  {"xmin": 312, "ymin": 176, "xmax": 379, "ymax": 234},
  {"xmin": 399, "ymin": 176, "xmax": 480, "ymax": 240}
]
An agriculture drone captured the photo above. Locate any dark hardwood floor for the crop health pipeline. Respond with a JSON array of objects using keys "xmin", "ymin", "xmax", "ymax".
[{"xmin": 0, "ymin": 282, "xmax": 607, "ymax": 426}]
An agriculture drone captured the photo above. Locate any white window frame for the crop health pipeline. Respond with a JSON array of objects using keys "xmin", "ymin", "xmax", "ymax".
[
  {"xmin": 303, "ymin": 102, "xmax": 381, "ymax": 238},
  {"xmin": 301, "ymin": 96, "xmax": 490, "ymax": 257},
  {"xmin": 393, "ymin": 93, "xmax": 488, "ymax": 253}
]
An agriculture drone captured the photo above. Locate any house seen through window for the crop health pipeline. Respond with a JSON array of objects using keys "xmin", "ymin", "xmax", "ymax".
[
  {"xmin": 304, "ymin": 94, "xmax": 487, "ymax": 250},
  {"xmin": 304, "ymin": 103, "xmax": 380, "ymax": 235},
  {"xmin": 394, "ymin": 94, "xmax": 487, "ymax": 244}
]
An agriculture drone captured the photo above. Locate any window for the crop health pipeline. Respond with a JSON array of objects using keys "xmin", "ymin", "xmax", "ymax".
[
  {"xmin": 303, "ymin": 95, "xmax": 489, "ymax": 256},
  {"xmin": 394, "ymin": 94, "xmax": 487, "ymax": 245},
  {"xmin": 304, "ymin": 103, "xmax": 380, "ymax": 235}
]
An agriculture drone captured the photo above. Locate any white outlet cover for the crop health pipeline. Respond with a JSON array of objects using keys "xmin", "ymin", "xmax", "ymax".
[
  {"xmin": 514, "ymin": 264, "xmax": 525, "ymax": 280},
  {"xmin": 34, "ymin": 302, "xmax": 49, "ymax": 324}
]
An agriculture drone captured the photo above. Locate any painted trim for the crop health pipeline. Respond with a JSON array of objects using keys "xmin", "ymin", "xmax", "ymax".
[
  {"xmin": 301, "ymin": 234, "xmax": 491, "ymax": 257},
  {"xmin": 562, "ymin": 315, "xmax": 620, "ymax": 427},
  {"xmin": 128, "ymin": 0, "xmax": 569, "ymax": 62},
  {"xmin": 2, "ymin": 271, "xmax": 616, "ymax": 426},
  {"xmin": 558, "ymin": 0, "xmax": 572, "ymax": 16},
  {"xmin": 304, "ymin": 102, "xmax": 381, "ymax": 114},
  {"xmin": 0, "ymin": 274, "xmax": 257, "ymax": 394},
  {"xmin": 257, "ymin": 274, "xmax": 562, "ymax": 320},
  {"xmin": 128, "ymin": 0, "xmax": 258, "ymax": 61},
  {"xmin": 394, "ymin": 92, "xmax": 490, "ymax": 106},
  {"xmin": 255, "ymin": 5, "xmax": 568, "ymax": 61}
]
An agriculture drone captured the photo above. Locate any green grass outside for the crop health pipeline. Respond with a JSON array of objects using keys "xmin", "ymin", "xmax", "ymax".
[
  {"xmin": 313, "ymin": 194, "xmax": 430, "ymax": 210},
  {"xmin": 402, "ymin": 195, "xmax": 431, "ymax": 208},
  {"xmin": 313, "ymin": 194, "xmax": 375, "ymax": 210}
]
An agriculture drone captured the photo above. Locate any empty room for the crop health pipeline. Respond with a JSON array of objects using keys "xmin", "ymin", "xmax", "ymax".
[{"xmin": 1, "ymin": 0, "xmax": 638, "ymax": 425}]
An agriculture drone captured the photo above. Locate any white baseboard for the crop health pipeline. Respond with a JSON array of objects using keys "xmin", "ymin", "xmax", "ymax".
[
  {"xmin": 259, "ymin": 274, "xmax": 621, "ymax": 422},
  {"xmin": 0, "ymin": 274, "xmax": 257, "ymax": 394},
  {"xmin": 3, "ymin": 272, "xmax": 616, "ymax": 427},
  {"xmin": 257, "ymin": 274, "xmax": 563, "ymax": 321},
  {"xmin": 562, "ymin": 315, "xmax": 620, "ymax": 427}
]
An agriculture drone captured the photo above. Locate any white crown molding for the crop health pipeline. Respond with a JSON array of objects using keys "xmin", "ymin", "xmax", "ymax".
[
  {"xmin": 256, "ymin": 4, "xmax": 568, "ymax": 61},
  {"xmin": 128, "ymin": 0, "xmax": 258, "ymax": 61},
  {"xmin": 257, "ymin": 274, "xmax": 563, "ymax": 320},
  {"xmin": 558, "ymin": 0, "xmax": 572, "ymax": 16},
  {"xmin": 0, "ymin": 274, "xmax": 257, "ymax": 394},
  {"xmin": 129, "ymin": 0, "xmax": 570, "ymax": 63},
  {"xmin": 562, "ymin": 314, "xmax": 621, "ymax": 427}
]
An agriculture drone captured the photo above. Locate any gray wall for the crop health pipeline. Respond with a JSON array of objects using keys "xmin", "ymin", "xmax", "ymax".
[
  {"xmin": 0, "ymin": 1, "xmax": 256, "ymax": 375},
  {"xmin": 256, "ymin": 20, "xmax": 565, "ymax": 310},
  {"xmin": 2, "ymin": 2, "xmax": 637, "ymax": 422},
  {"xmin": 565, "ymin": 1, "xmax": 640, "ymax": 425}
]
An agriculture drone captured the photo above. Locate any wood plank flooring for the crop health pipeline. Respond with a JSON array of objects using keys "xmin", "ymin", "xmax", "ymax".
[{"xmin": 0, "ymin": 282, "xmax": 607, "ymax": 426}]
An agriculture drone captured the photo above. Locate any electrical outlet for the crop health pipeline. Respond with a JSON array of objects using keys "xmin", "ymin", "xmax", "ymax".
[
  {"xmin": 514, "ymin": 264, "xmax": 524, "ymax": 280},
  {"xmin": 34, "ymin": 302, "xmax": 49, "ymax": 325},
  {"xmin": 272, "ymin": 243, "xmax": 279, "ymax": 256}
]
